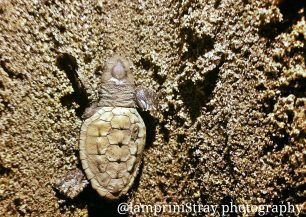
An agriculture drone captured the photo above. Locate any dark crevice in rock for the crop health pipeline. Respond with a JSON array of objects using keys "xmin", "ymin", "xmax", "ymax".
[
  {"xmin": 129, "ymin": 161, "xmax": 144, "ymax": 198},
  {"xmin": 83, "ymin": 54, "xmax": 92, "ymax": 64},
  {"xmin": 279, "ymin": 77, "xmax": 306, "ymax": 98},
  {"xmin": 87, "ymin": 200, "xmax": 128, "ymax": 217},
  {"xmin": 261, "ymin": 143, "xmax": 275, "ymax": 156},
  {"xmin": 286, "ymin": 44, "xmax": 305, "ymax": 60},
  {"xmin": 260, "ymin": 95, "xmax": 276, "ymax": 115},
  {"xmin": 178, "ymin": 79, "xmax": 207, "ymax": 121},
  {"xmin": 0, "ymin": 95, "xmax": 9, "ymax": 116},
  {"xmin": 187, "ymin": 145, "xmax": 201, "ymax": 166},
  {"xmin": 0, "ymin": 165, "xmax": 12, "ymax": 176},
  {"xmin": 281, "ymin": 154, "xmax": 289, "ymax": 164},
  {"xmin": 275, "ymin": 176, "xmax": 286, "ymax": 186},
  {"xmin": 158, "ymin": 182, "xmax": 168, "ymax": 196},
  {"xmin": 223, "ymin": 134, "xmax": 236, "ymax": 178},
  {"xmin": 13, "ymin": 198, "xmax": 25, "ymax": 216},
  {"xmin": 177, "ymin": 1, "xmax": 195, "ymax": 18},
  {"xmin": 57, "ymin": 139, "xmax": 77, "ymax": 157},
  {"xmin": 260, "ymin": 182, "xmax": 306, "ymax": 216},
  {"xmin": 274, "ymin": 182, "xmax": 306, "ymax": 204},
  {"xmin": 94, "ymin": 65, "xmax": 103, "ymax": 77},
  {"xmin": 138, "ymin": 109, "xmax": 157, "ymax": 150},
  {"xmin": 270, "ymin": 131, "xmax": 290, "ymax": 151},
  {"xmin": 243, "ymin": 49, "xmax": 251, "ymax": 60},
  {"xmin": 160, "ymin": 122, "xmax": 170, "ymax": 143},
  {"xmin": 214, "ymin": 0, "xmax": 221, "ymax": 9},
  {"xmin": 279, "ymin": 0, "xmax": 306, "ymax": 22},
  {"xmin": 262, "ymin": 131, "xmax": 289, "ymax": 155},
  {"xmin": 180, "ymin": 27, "xmax": 215, "ymax": 61},
  {"xmin": 56, "ymin": 53, "xmax": 89, "ymax": 117},
  {"xmin": 174, "ymin": 115, "xmax": 187, "ymax": 127},
  {"xmin": 271, "ymin": 45, "xmax": 304, "ymax": 71},
  {"xmin": 57, "ymin": 24, "xmax": 66, "ymax": 33},
  {"xmin": 0, "ymin": 61, "xmax": 25, "ymax": 79},
  {"xmin": 265, "ymin": 71, "xmax": 280, "ymax": 80},
  {"xmin": 286, "ymin": 110, "xmax": 294, "ymax": 124},
  {"xmin": 136, "ymin": 57, "xmax": 166, "ymax": 85},
  {"xmin": 218, "ymin": 196, "xmax": 238, "ymax": 217},
  {"xmin": 159, "ymin": 102, "xmax": 175, "ymax": 142},
  {"xmin": 259, "ymin": 0, "xmax": 305, "ymax": 39},
  {"xmin": 177, "ymin": 134, "xmax": 186, "ymax": 143},
  {"xmin": 181, "ymin": 160, "xmax": 190, "ymax": 174},
  {"xmin": 0, "ymin": 80, "xmax": 4, "ymax": 89},
  {"xmin": 59, "ymin": 92, "xmax": 76, "ymax": 110},
  {"xmin": 178, "ymin": 59, "xmax": 224, "ymax": 122},
  {"xmin": 259, "ymin": 22, "xmax": 287, "ymax": 39},
  {"xmin": 255, "ymin": 83, "xmax": 267, "ymax": 92}
]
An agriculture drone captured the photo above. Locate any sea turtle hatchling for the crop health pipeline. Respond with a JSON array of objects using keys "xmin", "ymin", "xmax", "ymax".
[{"xmin": 56, "ymin": 55, "xmax": 156, "ymax": 200}]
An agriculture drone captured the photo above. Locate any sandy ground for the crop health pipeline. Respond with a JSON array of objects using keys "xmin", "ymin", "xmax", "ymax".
[{"xmin": 0, "ymin": 0, "xmax": 305, "ymax": 216}]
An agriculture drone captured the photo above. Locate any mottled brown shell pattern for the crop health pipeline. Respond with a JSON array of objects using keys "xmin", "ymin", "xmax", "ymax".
[{"xmin": 79, "ymin": 107, "xmax": 146, "ymax": 200}]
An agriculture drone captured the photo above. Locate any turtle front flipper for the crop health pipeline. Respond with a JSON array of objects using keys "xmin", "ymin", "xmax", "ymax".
[
  {"xmin": 82, "ymin": 101, "xmax": 100, "ymax": 119},
  {"xmin": 56, "ymin": 53, "xmax": 94, "ymax": 115},
  {"xmin": 135, "ymin": 87, "xmax": 157, "ymax": 111},
  {"xmin": 55, "ymin": 168, "xmax": 89, "ymax": 199}
]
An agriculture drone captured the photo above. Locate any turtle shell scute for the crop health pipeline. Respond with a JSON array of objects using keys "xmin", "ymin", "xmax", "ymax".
[{"xmin": 80, "ymin": 107, "xmax": 146, "ymax": 200}]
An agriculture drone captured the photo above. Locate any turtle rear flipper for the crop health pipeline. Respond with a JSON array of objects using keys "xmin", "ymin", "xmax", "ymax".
[{"xmin": 55, "ymin": 168, "xmax": 89, "ymax": 199}]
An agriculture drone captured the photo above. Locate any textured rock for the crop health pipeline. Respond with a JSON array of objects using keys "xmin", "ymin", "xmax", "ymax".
[{"xmin": 0, "ymin": 0, "xmax": 305, "ymax": 216}]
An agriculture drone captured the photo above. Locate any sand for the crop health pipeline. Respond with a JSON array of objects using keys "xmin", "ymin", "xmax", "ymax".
[{"xmin": 0, "ymin": 0, "xmax": 305, "ymax": 216}]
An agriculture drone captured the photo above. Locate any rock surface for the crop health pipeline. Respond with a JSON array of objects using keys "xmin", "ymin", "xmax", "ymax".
[{"xmin": 0, "ymin": 0, "xmax": 305, "ymax": 216}]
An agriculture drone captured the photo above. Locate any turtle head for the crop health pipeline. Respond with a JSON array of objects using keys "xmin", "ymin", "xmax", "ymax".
[
  {"xmin": 103, "ymin": 55, "xmax": 134, "ymax": 85},
  {"xmin": 111, "ymin": 60, "xmax": 126, "ymax": 80}
]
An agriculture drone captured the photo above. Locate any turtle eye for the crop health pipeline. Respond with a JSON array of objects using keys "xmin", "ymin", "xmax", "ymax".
[{"xmin": 111, "ymin": 60, "xmax": 127, "ymax": 80}]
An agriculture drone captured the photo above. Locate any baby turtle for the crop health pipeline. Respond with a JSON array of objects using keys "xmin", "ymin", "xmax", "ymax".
[{"xmin": 56, "ymin": 55, "xmax": 155, "ymax": 200}]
